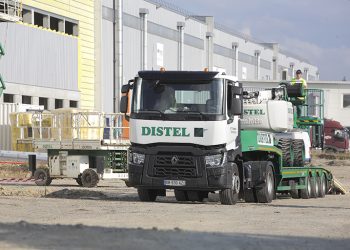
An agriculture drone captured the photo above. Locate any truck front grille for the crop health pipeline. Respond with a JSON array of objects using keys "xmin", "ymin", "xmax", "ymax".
[{"xmin": 153, "ymin": 155, "xmax": 197, "ymax": 178}]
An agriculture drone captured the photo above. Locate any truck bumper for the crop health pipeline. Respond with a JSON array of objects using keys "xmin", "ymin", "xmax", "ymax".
[{"xmin": 128, "ymin": 161, "xmax": 234, "ymax": 191}]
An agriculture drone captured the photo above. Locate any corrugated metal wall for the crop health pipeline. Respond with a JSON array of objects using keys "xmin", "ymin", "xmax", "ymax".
[
  {"xmin": 0, "ymin": 103, "xmax": 17, "ymax": 150},
  {"xmin": 0, "ymin": 23, "xmax": 78, "ymax": 91}
]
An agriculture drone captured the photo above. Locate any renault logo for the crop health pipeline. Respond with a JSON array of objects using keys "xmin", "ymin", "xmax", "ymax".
[{"xmin": 171, "ymin": 155, "xmax": 179, "ymax": 165}]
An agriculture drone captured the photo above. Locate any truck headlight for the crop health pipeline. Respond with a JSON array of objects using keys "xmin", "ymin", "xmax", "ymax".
[
  {"xmin": 205, "ymin": 154, "xmax": 223, "ymax": 167},
  {"xmin": 132, "ymin": 152, "xmax": 145, "ymax": 165}
]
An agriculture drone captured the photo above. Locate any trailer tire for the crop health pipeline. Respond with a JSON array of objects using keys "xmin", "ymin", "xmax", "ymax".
[
  {"xmin": 256, "ymin": 162, "xmax": 275, "ymax": 203},
  {"xmin": 278, "ymin": 139, "xmax": 294, "ymax": 167},
  {"xmin": 319, "ymin": 174, "xmax": 326, "ymax": 198},
  {"xmin": 310, "ymin": 176, "xmax": 318, "ymax": 198},
  {"xmin": 293, "ymin": 139, "xmax": 305, "ymax": 167},
  {"xmin": 290, "ymin": 189, "xmax": 300, "ymax": 199},
  {"xmin": 300, "ymin": 176, "xmax": 311, "ymax": 199},
  {"xmin": 137, "ymin": 188, "xmax": 157, "ymax": 202},
  {"xmin": 75, "ymin": 177, "xmax": 83, "ymax": 186},
  {"xmin": 34, "ymin": 168, "xmax": 52, "ymax": 186},
  {"xmin": 81, "ymin": 169, "xmax": 99, "ymax": 188},
  {"xmin": 174, "ymin": 190, "xmax": 188, "ymax": 201},
  {"xmin": 219, "ymin": 164, "xmax": 240, "ymax": 205}
]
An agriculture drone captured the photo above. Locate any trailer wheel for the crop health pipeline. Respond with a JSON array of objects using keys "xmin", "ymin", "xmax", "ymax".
[
  {"xmin": 278, "ymin": 139, "xmax": 294, "ymax": 167},
  {"xmin": 256, "ymin": 162, "xmax": 275, "ymax": 203},
  {"xmin": 290, "ymin": 189, "xmax": 300, "ymax": 199},
  {"xmin": 219, "ymin": 164, "xmax": 240, "ymax": 205},
  {"xmin": 310, "ymin": 176, "xmax": 318, "ymax": 198},
  {"xmin": 174, "ymin": 190, "xmax": 188, "ymax": 201},
  {"xmin": 293, "ymin": 139, "xmax": 305, "ymax": 167},
  {"xmin": 300, "ymin": 176, "xmax": 311, "ymax": 199},
  {"xmin": 75, "ymin": 176, "xmax": 83, "ymax": 186},
  {"xmin": 34, "ymin": 168, "xmax": 52, "ymax": 186},
  {"xmin": 81, "ymin": 169, "xmax": 99, "ymax": 188},
  {"xmin": 319, "ymin": 174, "xmax": 326, "ymax": 198},
  {"xmin": 137, "ymin": 188, "xmax": 157, "ymax": 202}
]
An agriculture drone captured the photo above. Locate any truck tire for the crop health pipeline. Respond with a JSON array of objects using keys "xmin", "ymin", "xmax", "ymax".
[
  {"xmin": 34, "ymin": 168, "xmax": 52, "ymax": 186},
  {"xmin": 310, "ymin": 176, "xmax": 318, "ymax": 198},
  {"xmin": 81, "ymin": 169, "xmax": 99, "ymax": 188},
  {"xmin": 174, "ymin": 190, "xmax": 188, "ymax": 201},
  {"xmin": 293, "ymin": 139, "xmax": 305, "ymax": 167},
  {"xmin": 219, "ymin": 164, "xmax": 240, "ymax": 205},
  {"xmin": 300, "ymin": 176, "xmax": 311, "ymax": 199},
  {"xmin": 244, "ymin": 188, "xmax": 257, "ymax": 203},
  {"xmin": 318, "ymin": 174, "xmax": 326, "ymax": 198},
  {"xmin": 187, "ymin": 191, "xmax": 206, "ymax": 202},
  {"xmin": 137, "ymin": 188, "xmax": 157, "ymax": 202},
  {"xmin": 278, "ymin": 139, "xmax": 294, "ymax": 167},
  {"xmin": 256, "ymin": 162, "xmax": 275, "ymax": 203}
]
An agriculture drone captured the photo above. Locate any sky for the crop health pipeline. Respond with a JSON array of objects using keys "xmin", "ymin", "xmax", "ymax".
[{"xmin": 171, "ymin": 0, "xmax": 350, "ymax": 81}]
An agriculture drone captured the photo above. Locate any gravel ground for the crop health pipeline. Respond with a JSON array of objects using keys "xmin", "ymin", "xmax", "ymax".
[{"xmin": 0, "ymin": 155, "xmax": 349, "ymax": 250}]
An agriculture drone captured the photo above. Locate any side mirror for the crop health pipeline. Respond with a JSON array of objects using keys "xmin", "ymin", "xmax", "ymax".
[
  {"xmin": 228, "ymin": 84, "xmax": 243, "ymax": 117},
  {"xmin": 231, "ymin": 98, "xmax": 242, "ymax": 116},
  {"xmin": 120, "ymin": 96, "xmax": 128, "ymax": 113},
  {"xmin": 121, "ymin": 84, "xmax": 130, "ymax": 94}
]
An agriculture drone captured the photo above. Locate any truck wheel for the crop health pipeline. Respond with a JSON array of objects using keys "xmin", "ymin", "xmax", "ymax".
[
  {"xmin": 256, "ymin": 162, "xmax": 275, "ymax": 203},
  {"xmin": 293, "ymin": 139, "xmax": 305, "ymax": 167},
  {"xmin": 278, "ymin": 139, "xmax": 294, "ymax": 167},
  {"xmin": 318, "ymin": 174, "xmax": 326, "ymax": 198},
  {"xmin": 81, "ymin": 169, "xmax": 99, "ymax": 188},
  {"xmin": 174, "ymin": 190, "xmax": 188, "ymax": 201},
  {"xmin": 244, "ymin": 189, "xmax": 257, "ymax": 203},
  {"xmin": 75, "ymin": 177, "xmax": 83, "ymax": 186},
  {"xmin": 310, "ymin": 177, "xmax": 318, "ymax": 198},
  {"xmin": 137, "ymin": 188, "xmax": 157, "ymax": 202},
  {"xmin": 34, "ymin": 168, "xmax": 52, "ymax": 186},
  {"xmin": 219, "ymin": 164, "xmax": 240, "ymax": 205},
  {"xmin": 300, "ymin": 176, "xmax": 311, "ymax": 199}
]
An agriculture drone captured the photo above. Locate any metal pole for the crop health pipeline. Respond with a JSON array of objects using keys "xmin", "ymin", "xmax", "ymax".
[
  {"xmin": 28, "ymin": 154, "xmax": 36, "ymax": 176},
  {"xmin": 177, "ymin": 22, "xmax": 185, "ymax": 71},
  {"xmin": 140, "ymin": 8, "xmax": 149, "ymax": 70},
  {"xmin": 113, "ymin": 0, "xmax": 123, "ymax": 113}
]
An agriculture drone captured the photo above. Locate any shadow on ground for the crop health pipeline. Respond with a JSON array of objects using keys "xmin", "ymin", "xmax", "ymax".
[{"xmin": 0, "ymin": 221, "xmax": 349, "ymax": 250}]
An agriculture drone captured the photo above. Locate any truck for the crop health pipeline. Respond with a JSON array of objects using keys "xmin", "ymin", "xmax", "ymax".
[
  {"xmin": 10, "ymin": 109, "xmax": 130, "ymax": 187},
  {"xmin": 324, "ymin": 118, "xmax": 349, "ymax": 152},
  {"xmin": 120, "ymin": 70, "xmax": 335, "ymax": 205}
]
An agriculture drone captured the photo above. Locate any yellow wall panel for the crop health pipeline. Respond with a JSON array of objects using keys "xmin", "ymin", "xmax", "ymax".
[{"xmin": 23, "ymin": 0, "xmax": 95, "ymax": 109}]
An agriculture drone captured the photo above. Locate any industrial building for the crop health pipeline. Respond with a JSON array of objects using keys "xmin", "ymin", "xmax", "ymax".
[{"xmin": 0, "ymin": 0, "xmax": 350, "ymax": 150}]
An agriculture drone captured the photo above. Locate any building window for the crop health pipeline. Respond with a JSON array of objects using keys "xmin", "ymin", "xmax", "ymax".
[
  {"xmin": 65, "ymin": 21, "xmax": 78, "ymax": 36},
  {"xmin": 50, "ymin": 16, "xmax": 60, "ymax": 32},
  {"xmin": 22, "ymin": 8, "xmax": 32, "ymax": 24},
  {"xmin": 55, "ymin": 99, "xmax": 63, "ymax": 109},
  {"xmin": 70, "ymin": 100, "xmax": 78, "ymax": 108},
  {"xmin": 22, "ymin": 95, "xmax": 32, "ymax": 104},
  {"xmin": 343, "ymin": 94, "xmax": 350, "ymax": 108},
  {"xmin": 3, "ymin": 94, "xmax": 14, "ymax": 103},
  {"xmin": 34, "ymin": 12, "xmax": 45, "ymax": 26},
  {"xmin": 39, "ymin": 97, "xmax": 48, "ymax": 110}
]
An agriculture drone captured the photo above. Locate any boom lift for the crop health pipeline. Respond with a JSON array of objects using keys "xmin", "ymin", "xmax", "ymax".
[{"xmin": 120, "ymin": 70, "xmax": 335, "ymax": 205}]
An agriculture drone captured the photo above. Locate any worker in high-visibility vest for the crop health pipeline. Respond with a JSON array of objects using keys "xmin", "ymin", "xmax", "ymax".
[{"xmin": 291, "ymin": 69, "xmax": 307, "ymax": 117}]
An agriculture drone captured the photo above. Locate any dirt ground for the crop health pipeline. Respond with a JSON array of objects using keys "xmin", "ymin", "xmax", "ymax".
[{"xmin": 0, "ymin": 154, "xmax": 349, "ymax": 250}]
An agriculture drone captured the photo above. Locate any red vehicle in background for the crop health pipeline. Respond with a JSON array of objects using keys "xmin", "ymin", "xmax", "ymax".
[{"xmin": 323, "ymin": 119, "xmax": 349, "ymax": 152}]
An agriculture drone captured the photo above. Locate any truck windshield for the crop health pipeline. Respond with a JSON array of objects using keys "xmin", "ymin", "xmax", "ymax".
[{"xmin": 131, "ymin": 78, "xmax": 224, "ymax": 120}]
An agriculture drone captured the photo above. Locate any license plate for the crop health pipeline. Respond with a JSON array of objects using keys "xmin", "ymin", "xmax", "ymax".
[{"xmin": 164, "ymin": 180, "xmax": 186, "ymax": 186}]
